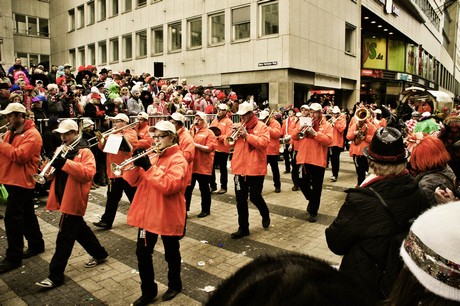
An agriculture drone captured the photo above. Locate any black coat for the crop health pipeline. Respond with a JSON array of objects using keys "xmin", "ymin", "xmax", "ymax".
[{"xmin": 325, "ymin": 174, "xmax": 428, "ymax": 300}]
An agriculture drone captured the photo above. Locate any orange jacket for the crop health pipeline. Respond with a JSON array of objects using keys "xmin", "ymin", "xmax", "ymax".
[
  {"xmin": 46, "ymin": 148, "xmax": 95, "ymax": 216},
  {"xmin": 228, "ymin": 121, "xmax": 269, "ymax": 176},
  {"xmin": 0, "ymin": 120, "xmax": 42, "ymax": 189},
  {"xmin": 134, "ymin": 123, "xmax": 153, "ymax": 150},
  {"xmin": 281, "ymin": 116, "xmax": 297, "ymax": 137},
  {"xmin": 124, "ymin": 145, "xmax": 188, "ymax": 236},
  {"xmin": 265, "ymin": 118, "xmax": 282, "ymax": 156},
  {"xmin": 329, "ymin": 115, "xmax": 347, "ymax": 148},
  {"xmin": 210, "ymin": 116, "xmax": 233, "ymax": 153},
  {"xmin": 177, "ymin": 127, "xmax": 195, "ymax": 185},
  {"xmin": 190, "ymin": 126, "xmax": 217, "ymax": 175},
  {"xmin": 346, "ymin": 118, "xmax": 377, "ymax": 156},
  {"xmin": 292, "ymin": 118, "xmax": 333, "ymax": 168}
]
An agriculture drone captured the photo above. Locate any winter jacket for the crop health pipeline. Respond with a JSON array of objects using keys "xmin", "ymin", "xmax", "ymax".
[
  {"xmin": 190, "ymin": 127, "xmax": 217, "ymax": 175},
  {"xmin": 265, "ymin": 118, "xmax": 282, "ymax": 156},
  {"xmin": 329, "ymin": 115, "xmax": 347, "ymax": 148},
  {"xmin": 210, "ymin": 116, "xmax": 233, "ymax": 153},
  {"xmin": 414, "ymin": 165, "xmax": 457, "ymax": 207},
  {"xmin": 178, "ymin": 127, "xmax": 195, "ymax": 185},
  {"xmin": 134, "ymin": 123, "xmax": 153, "ymax": 150},
  {"xmin": 100, "ymin": 128, "xmax": 138, "ymax": 179},
  {"xmin": 346, "ymin": 117, "xmax": 377, "ymax": 156}
]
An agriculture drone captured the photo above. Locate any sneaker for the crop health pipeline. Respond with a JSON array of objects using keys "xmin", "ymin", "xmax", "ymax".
[
  {"xmin": 330, "ymin": 176, "xmax": 337, "ymax": 182},
  {"xmin": 217, "ymin": 188, "xmax": 227, "ymax": 194},
  {"xmin": 85, "ymin": 256, "xmax": 108, "ymax": 268},
  {"xmin": 36, "ymin": 278, "xmax": 59, "ymax": 288}
]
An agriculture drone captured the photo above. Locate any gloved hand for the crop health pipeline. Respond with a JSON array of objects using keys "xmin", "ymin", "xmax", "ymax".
[
  {"xmin": 53, "ymin": 156, "xmax": 66, "ymax": 170},
  {"xmin": 133, "ymin": 151, "xmax": 151, "ymax": 171}
]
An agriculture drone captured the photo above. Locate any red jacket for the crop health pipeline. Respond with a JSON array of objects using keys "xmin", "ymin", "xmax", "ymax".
[
  {"xmin": 46, "ymin": 148, "xmax": 95, "ymax": 216},
  {"xmin": 210, "ymin": 116, "xmax": 233, "ymax": 153},
  {"xmin": 190, "ymin": 126, "xmax": 217, "ymax": 175},
  {"xmin": 124, "ymin": 145, "xmax": 188, "ymax": 236},
  {"xmin": 265, "ymin": 118, "xmax": 282, "ymax": 156},
  {"xmin": 329, "ymin": 115, "xmax": 347, "ymax": 148},
  {"xmin": 177, "ymin": 127, "xmax": 195, "ymax": 185},
  {"xmin": 0, "ymin": 120, "xmax": 42, "ymax": 189},
  {"xmin": 228, "ymin": 121, "xmax": 269, "ymax": 176},
  {"xmin": 346, "ymin": 117, "xmax": 377, "ymax": 156},
  {"xmin": 134, "ymin": 123, "xmax": 153, "ymax": 150}
]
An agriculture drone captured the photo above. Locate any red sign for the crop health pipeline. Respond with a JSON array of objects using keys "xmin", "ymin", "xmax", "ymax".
[{"xmin": 310, "ymin": 90, "xmax": 335, "ymax": 95}]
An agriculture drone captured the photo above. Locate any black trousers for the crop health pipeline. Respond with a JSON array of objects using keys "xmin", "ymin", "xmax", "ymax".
[
  {"xmin": 210, "ymin": 151, "xmax": 229, "ymax": 190},
  {"xmin": 267, "ymin": 155, "xmax": 281, "ymax": 189},
  {"xmin": 291, "ymin": 151, "xmax": 300, "ymax": 187},
  {"xmin": 234, "ymin": 175, "xmax": 269, "ymax": 231},
  {"xmin": 49, "ymin": 214, "xmax": 108, "ymax": 284},
  {"xmin": 353, "ymin": 155, "xmax": 369, "ymax": 186},
  {"xmin": 282, "ymin": 144, "xmax": 292, "ymax": 172},
  {"xmin": 185, "ymin": 173, "xmax": 211, "ymax": 213},
  {"xmin": 101, "ymin": 178, "xmax": 136, "ymax": 226},
  {"xmin": 136, "ymin": 230, "xmax": 182, "ymax": 298},
  {"xmin": 298, "ymin": 164, "xmax": 325, "ymax": 216},
  {"xmin": 4, "ymin": 185, "xmax": 44, "ymax": 264},
  {"xmin": 330, "ymin": 146, "xmax": 343, "ymax": 178}
]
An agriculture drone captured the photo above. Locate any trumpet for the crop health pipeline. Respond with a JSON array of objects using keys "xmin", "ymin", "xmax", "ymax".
[
  {"xmin": 89, "ymin": 121, "xmax": 138, "ymax": 147},
  {"xmin": 353, "ymin": 108, "xmax": 370, "ymax": 145},
  {"xmin": 226, "ymin": 123, "xmax": 246, "ymax": 146},
  {"xmin": 0, "ymin": 123, "xmax": 10, "ymax": 138},
  {"xmin": 298, "ymin": 118, "xmax": 313, "ymax": 139},
  {"xmin": 33, "ymin": 136, "xmax": 82, "ymax": 184},
  {"xmin": 111, "ymin": 145, "xmax": 162, "ymax": 176}
]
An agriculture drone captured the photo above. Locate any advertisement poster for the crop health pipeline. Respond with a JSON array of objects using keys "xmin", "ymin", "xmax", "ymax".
[
  {"xmin": 406, "ymin": 44, "xmax": 418, "ymax": 74},
  {"xmin": 388, "ymin": 39, "xmax": 405, "ymax": 71},
  {"xmin": 362, "ymin": 37, "xmax": 387, "ymax": 69}
]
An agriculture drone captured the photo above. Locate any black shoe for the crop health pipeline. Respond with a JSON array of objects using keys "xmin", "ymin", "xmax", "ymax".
[
  {"xmin": 93, "ymin": 220, "xmax": 111, "ymax": 229},
  {"xmin": 231, "ymin": 229, "xmax": 250, "ymax": 239},
  {"xmin": 162, "ymin": 288, "xmax": 181, "ymax": 301},
  {"xmin": 0, "ymin": 259, "xmax": 21, "ymax": 274},
  {"xmin": 274, "ymin": 188, "xmax": 281, "ymax": 193},
  {"xmin": 283, "ymin": 170, "xmax": 290, "ymax": 174},
  {"xmin": 308, "ymin": 214, "xmax": 318, "ymax": 223},
  {"xmin": 23, "ymin": 247, "xmax": 45, "ymax": 259},
  {"xmin": 210, "ymin": 187, "xmax": 217, "ymax": 193},
  {"xmin": 98, "ymin": 180, "xmax": 108, "ymax": 187},
  {"xmin": 262, "ymin": 216, "xmax": 271, "ymax": 229},
  {"xmin": 133, "ymin": 295, "xmax": 156, "ymax": 306},
  {"xmin": 197, "ymin": 212, "xmax": 210, "ymax": 218},
  {"xmin": 292, "ymin": 186, "xmax": 300, "ymax": 191}
]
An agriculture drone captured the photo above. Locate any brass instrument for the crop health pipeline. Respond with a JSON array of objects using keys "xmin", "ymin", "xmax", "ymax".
[
  {"xmin": 298, "ymin": 117, "xmax": 313, "ymax": 139},
  {"xmin": 89, "ymin": 121, "xmax": 138, "ymax": 147},
  {"xmin": 0, "ymin": 123, "xmax": 10, "ymax": 138},
  {"xmin": 33, "ymin": 136, "xmax": 82, "ymax": 184},
  {"xmin": 353, "ymin": 108, "xmax": 370, "ymax": 145},
  {"xmin": 111, "ymin": 145, "xmax": 162, "ymax": 176},
  {"xmin": 263, "ymin": 110, "xmax": 276, "ymax": 124},
  {"xmin": 328, "ymin": 117, "xmax": 338, "ymax": 127},
  {"xmin": 226, "ymin": 123, "xmax": 246, "ymax": 146}
]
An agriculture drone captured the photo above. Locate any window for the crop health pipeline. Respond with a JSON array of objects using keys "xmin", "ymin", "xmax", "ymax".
[
  {"xmin": 111, "ymin": 0, "xmax": 119, "ymax": 16},
  {"xmin": 88, "ymin": 44, "xmax": 96, "ymax": 64},
  {"xmin": 100, "ymin": 0, "xmax": 107, "ymax": 20},
  {"xmin": 99, "ymin": 40, "xmax": 107, "ymax": 64},
  {"xmin": 136, "ymin": 30, "xmax": 147, "ymax": 57},
  {"xmin": 39, "ymin": 18, "xmax": 49, "ymax": 37},
  {"xmin": 69, "ymin": 49, "xmax": 76, "ymax": 68},
  {"xmin": 110, "ymin": 38, "xmax": 119, "ymax": 62},
  {"xmin": 17, "ymin": 53, "xmax": 28, "ymax": 66},
  {"xmin": 77, "ymin": 5, "xmax": 85, "ymax": 28},
  {"xmin": 232, "ymin": 6, "xmax": 250, "ymax": 41},
  {"xmin": 188, "ymin": 18, "xmax": 202, "ymax": 48},
  {"xmin": 29, "ymin": 54, "xmax": 39, "ymax": 67},
  {"xmin": 260, "ymin": 2, "xmax": 279, "ymax": 36},
  {"xmin": 169, "ymin": 22, "xmax": 182, "ymax": 51},
  {"xmin": 28, "ymin": 17, "xmax": 38, "ymax": 35},
  {"xmin": 123, "ymin": 34, "xmax": 132, "ymax": 60},
  {"xmin": 88, "ymin": 1, "xmax": 95, "ymax": 25},
  {"xmin": 41, "ymin": 55, "xmax": 49, "ymax": 68},
  {"xmin": 209, "ymin": 13, "xmax": 225, "ymax": 45},
  {"xmin": 151, "ymin": 27, "xmax": 163, "ymax": 54},
  {"xmin": 345, "ymin": 22, "xmax": 356, "ymax": 54},
  {"xmin": 14, "ymin": 14, "xmax": 27, "ymax": 34},
  {"xmin": 137, "ymin": 0, "xmax": 147, "ymax": 7},
  {"xmin": 68, "ymin": 9, "xmax": 75, "ymax": 31},
  {"xmin": 78, "ymin": 47, "xmax": 86, "ymax": 66},
  {"xmin": 124, "ymin": 0, "xmax": 132, "ymax": 12}
]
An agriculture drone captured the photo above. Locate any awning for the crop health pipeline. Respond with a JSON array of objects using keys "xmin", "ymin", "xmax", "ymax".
[{"xmin": 427, "ymin": 90, "xmax": 453, "ymax": 103}]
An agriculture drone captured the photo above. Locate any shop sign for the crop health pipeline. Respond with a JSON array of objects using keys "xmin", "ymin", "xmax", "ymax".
[
  {"xmin": 361, "ymin": 69, "xmax": 383, "ymax": 78},
  {"xmin": 258, "ymin": 61, "xmax": 278, "ymax": 67},
  {"xmin": 310, "ymin": 90, "xmax": 335, "ymax": 95},
  {"xmin": 396, "ymin": 73, "xmax": 412, "ymax": 82},
  {"xmin": 374, "ymin": 0, "xmax": 399, "ymax": 16},
  {"xmin": 362, "ymin": 37, "xmax": 387, "ymax": 69}
]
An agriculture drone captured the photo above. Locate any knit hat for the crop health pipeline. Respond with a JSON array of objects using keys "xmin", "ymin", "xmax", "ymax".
[{"xmin": 400, "ymin": 202, "xmax": 460, "ymax": 302}]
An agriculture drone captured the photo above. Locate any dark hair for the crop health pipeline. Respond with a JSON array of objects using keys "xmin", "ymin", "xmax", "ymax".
[{"xmin": 206, "ymin": 253, "xmax": 373, "ymax": 306}]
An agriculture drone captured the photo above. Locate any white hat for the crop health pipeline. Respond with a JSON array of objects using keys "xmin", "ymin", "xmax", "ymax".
[
  {"xmin": 421, "ymin": 111, "xmax": 431, "ymax": 118},
  {"xmin": 152, "ymin": 120, "xmax": 176, "ymax": 134},
  {"xmin": 400, "ymin": 202, "xmax": 460, "ymax": 302},
  {"xmin": 236, "ymin": 101, "xmax": 254, "ymax": 115},
  {"xmin": 111, "ymin": 113, "xmax": 129, "ymax": 123},
  {"xmin": 300, "ymin": 104, "xmax": 310, "ymax": 110},
  {"xmin": 217, "ymin": 104, "xmax": 228, "ymax": 111},
  {"xmin": 296, "ymin": 112, "xmax": 301, "ymax": 117},
  {"xmin": 0, "ymin": 102, "xmax": 26, "ymax": 114},
  {"xmin": 137, "ymin": 112, "xmax": 148, "ymax": 120},
  {"xmin": 332, "ymin": 106, "xmax": 341, "ymax": 114},
  {"xmin": 195, "ymin": 111, "xmax": 206, "ymax": 120},
  {"xmin": 169, "ymin": 112, "xmax": 185, "ymax": 124},
  {"xmin": 374, "ymin": 109, "xmax": 382, "ymax": 114},
  {"xmin": 53, "ymin": 119, "xmax": 78, "ymax": 134},
  {"xmin": 82, "ymin": 118, "xmax": 95, "ymax": 128},
  {"xmin": 310, "ymin": 103, "xmax": 322, "ymax": 112},
  {"xmin": 258, "ymin": 110, "xmax": 270, "ymax": 120}
]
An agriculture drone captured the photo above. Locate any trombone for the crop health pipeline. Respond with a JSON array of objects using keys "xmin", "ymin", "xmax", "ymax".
[
  {"xmin": 226, "ymin": 123, "xmax": 246, "ymax": 146},
  {"xmin": 33, "ymin": 136, "xmax": 82, "ymax": 184},
  {"xmin": 0, "ymin": 123, "xmax": 10, "ymax": 138},
  {"xmin": 88, "ymin": 121, "xmax": 138, "ymax": 147},
  {"xmin": 111, "ymin": 145, "xmax": 162, "ymax": 176}
]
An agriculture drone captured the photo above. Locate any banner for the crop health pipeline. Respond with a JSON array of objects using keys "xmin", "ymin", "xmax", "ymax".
[{"xmin": 362, "ymin": 37, "xmax": 387, "ymax": 69}]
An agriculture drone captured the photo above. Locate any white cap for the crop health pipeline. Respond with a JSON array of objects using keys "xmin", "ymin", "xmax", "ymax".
[
  {"xmin": 0, "ymin": 102, "xmax": 26, "ymax": 114},
  {"xmin": 421, "ymin": 111, "xmax": 431, "ymax": 118},
  {"xmin": 258, "ymin": 110, "xmax": 270, "ymax": 120},
  {"xmin": 195, "ymin": 111, "xmax": 206, "ymax": 120},
  {"xmin": 310, "ymin": 103, "xmax": 322, "ymax": 112},
  {"xmin": 332, "ymin": 106, "xmax": 341, "ymax": 114},
  {"xmin": 236, "ymin": 101, "xmax": 254, "ymax": 115},
  {"xmin": 300, "ymin": 104, "xmax": 310, "ymax": 110},
  {"xmin": 169, "ymin": 112, "xmax": 185, "ymax": 124},
  {"xmin": 53, "ymin": 119, "xmax": 78, "ymax": 134},
  {"xmin": 137, "ymin": 112, "xmax": 148, "ymax": 120},
  {"xmin": 111, "ymin": 113, "xmax": 129, "ymax": 123},
  {"xmin": 82, "ymin": 118, "xmax": 95, "ymax": 128},
  {"xmin": 217, "ymin": 104, "xmax": 228, "ymax": 111},
  {"xmin": 374, "ymin": 109, "xmax": 382, "ymax": 114},
  {"xmin": 150, "ymin": 120, "xmax": 176, "ymax": 134}
]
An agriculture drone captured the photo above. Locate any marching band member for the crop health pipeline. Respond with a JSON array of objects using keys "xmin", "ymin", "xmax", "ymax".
[
  {"xmin": 184, "ymin": 112, "xmax": 217, "ymax": 218},
  {"xmin": 134, "ymin": 112, "xmax": 153, "ymax": 150},
  {"xmin": 123, "ymin": 121, "xmax": 188, "ymax": 304},
  {"xmin": 373, "ymin": 109, "xmax": 387, "ymax": 128},
  {"xmin": 209, "ymin": 104, "xmax": 233, "ymax": 194},
  {"xmin": 35, "ymin": 119, "xmax": 108, "ymax": 288},
  {"xmin": 290, "ymin": 105, "xmax": 310, "ymax": 191},
  {"xmin": 259, "ymin": 110, "xmax": 282, "ymax": 193},
  {"xmin": 328, "ymin": 106, "xmax": 347, "ymax": 182},
  {"xmin": 93, "ymin": 113, "xmax": 139, "ymax": 229},
  {"xmin": 346, "ymin": 107, "xmax": 377, "ymax": 186},
  {"xmin": 226, "ymin": 102, "xmax": 270, "ymax": 239},
  {"xmin": 292, "ymin": 103, "xmax": 333, "ymax": 222},
  {"xmin": 280, "ymin": 108, "xmax": 297, "ymax": 174},
  {"xmin": 0, "ymin": 103, "xmax": 45, "ymax": 274}
]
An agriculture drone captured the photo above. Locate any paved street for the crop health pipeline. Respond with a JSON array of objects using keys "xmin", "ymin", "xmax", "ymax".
[{"xmin": 0, "ymin": 152, "xmax": 357, "ymax": 305}]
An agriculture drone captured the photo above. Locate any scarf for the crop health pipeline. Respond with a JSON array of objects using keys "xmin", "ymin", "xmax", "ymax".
[{"xmin": 244, "ymin": 114, "xmax": 259, "ymax": 134}]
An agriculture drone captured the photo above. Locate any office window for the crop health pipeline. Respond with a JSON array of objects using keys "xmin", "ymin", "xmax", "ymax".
[
  {"xmin": 17, "ymin": 53, "xmax": 28, "ymax": 67},
  {"xmin": 188, "ymin": 18, "xmax": 202, "ymax": 48},
  {"xmin": 100, "ymin": 0, "xmax": 107, "ymax": 20},
  {"xmin": 111, "ymin": 0, "xmax": 119, "ymax": 16},
  {"xmin": 137, "ymin": 0, "xmax": 146, "ymax": 7},
  {"xmin": 169, "ymin": 22, "xmax": 182, "ymax": 51},
  {"xmin": 40, "ymin": 54, "xmax": 49, "ymax": 67},
  {"xmin": 29, "ymin": 54, "xmax": 39, "ymax": 67},
  {"xmin": 68, "ymin": 9, "xmax": 75, "ymax": 31},
  {"xmin": 345, "ymin": 22, "xmax": 356, "ymax": 54},
  {"xmin": 110, "ymin": 38, "xmax": 119, "ymax": 62},
  {"xmin": 151, "ymin": 27, "xmax": 163, "ymax": 54},
  {"xmin": 77, "ymin": 5, "xmax": 85, "ymax": 28},
  {"xmin": 28, "ymin": 17, "xmax": 38, "ymax": 35},
  {"xmin": 39, "ymin": 18, "xmax": 49, "ymax": 37},
  {"xmin": 124, "ymin": 0, "xmax": 132, "ymax": 11},
  {"xmin": 88, "ymin": 44, "xmax": 96, "ymax": 65},
  {"xmin": 123, "ymin": 34, "xmax": 132, "ymax": 60},
  {"xmin": 260, "ymin": 2, "xmax": 279, "ymax": 36},
  {"xmin": 88, "ymin": 1, "xmax": 95, "ymax": 25},
  {"xmin": 14, "ymin": 14, "xmax": 27, "ymax": 34},
  {"xmin": 99, "ymin": 41, "xmax": 107, "ymax": 64},
  {"xmin": 232, "ymin": 6, "xmax": 250, "ymax": 41},
  {"xmin": 136, "ymin": 30, "xmax": 147, "ymax": 57},
  {"xmin": 69, "ymin": 49, "xmax": 76, "ymax": 68},
  {"xmin": 78, "ymin": 47, "xmax": 85, "ymax": 66},
  {"xmin": 209, "ymin": 13, "xmax": 225, "ymax": 45}
]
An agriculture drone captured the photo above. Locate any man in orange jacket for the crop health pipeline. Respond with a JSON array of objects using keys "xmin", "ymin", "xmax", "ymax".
[
  {"xmin": 292, "ymin": 103, "xmax": 333, "ymax": 222},
  {"xmin": 328, "ymin": 106, "xmax": 347, "ymax": 182},
  {"xmin": 35, "ymin": 119, "xmax": 108, "ymax": 288},
  {"xmin": 134, "ymin": 111, "xmax": 153, "ymax": 150},
  {"xmin": 226, "ymin": 102, "xmax": 270, "ymax": 239},
  {"xmin": 259, "ymin": 110, "xmax": 282, "ymax": 193},
  {"xmin": 0, "ymin": 103, "xmax": 45, "ymax": 274}
]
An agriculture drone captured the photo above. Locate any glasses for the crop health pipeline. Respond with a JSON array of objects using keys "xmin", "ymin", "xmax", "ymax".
[{"xmin": 152, "ymin": 134, "xmax": 169, "ymax": 140}]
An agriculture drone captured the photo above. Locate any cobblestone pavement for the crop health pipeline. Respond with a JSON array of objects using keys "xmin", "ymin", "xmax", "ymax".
[{"xmin": 0, "ymin": 152, "xmax": 358, "ymax": 305}]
